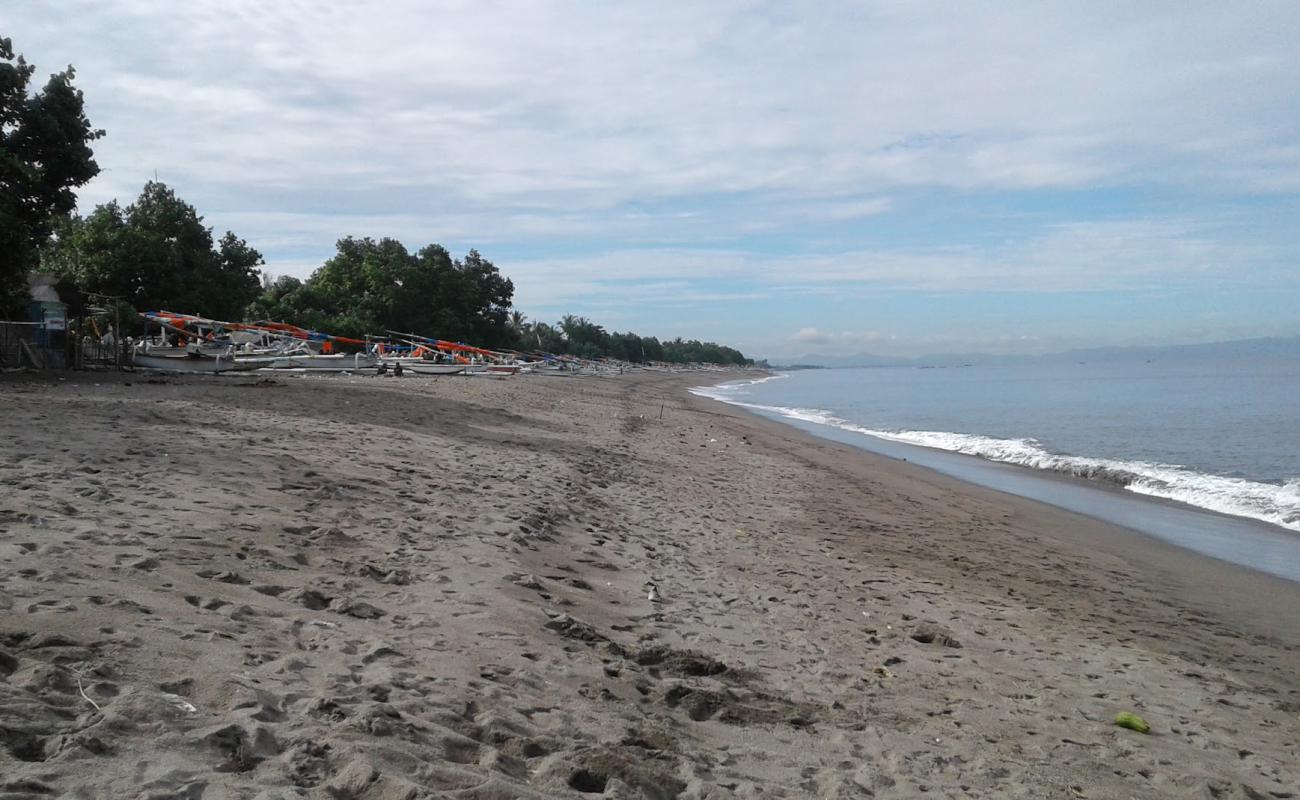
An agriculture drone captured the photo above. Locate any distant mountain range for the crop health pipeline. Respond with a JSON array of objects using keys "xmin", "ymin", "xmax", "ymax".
[{"xmin": 768, "ymin": 335, "xmax": 1300, "ymax": 369}]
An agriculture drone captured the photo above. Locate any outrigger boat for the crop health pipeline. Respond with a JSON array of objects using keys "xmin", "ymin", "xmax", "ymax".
[
  {"xmin": 255, "ymin": 352, "xmax": 378, "ymax": 371},
  {"xmin": 131, "ymin": 342, "xmax": 262, "ymax": 373},
  {"xmin": 136, "ymin": 312, "xmax": 378, "ymax": 372},
  {"xmin": 375, "ymin": 331, "xmax": 517, "ymax": 377},
  {"xmin": 376, "ymin": 360, "xmax": 465, "ymax": 376},
  {"xmin": 132, "ymin": 315, "xmax": 261, "ymax": 373},
  {"xmin": 464, "ymin": 363, "xmax": 522, "ymax": 376},
  {"xmin": 131, "ymin": 311, "xmax": 589, "ymax": 378}
]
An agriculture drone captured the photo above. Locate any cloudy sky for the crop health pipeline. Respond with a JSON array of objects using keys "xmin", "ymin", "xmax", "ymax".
[{"xmin": 10, "ymin": 1, "xmax": 1300, "ymax": 357}]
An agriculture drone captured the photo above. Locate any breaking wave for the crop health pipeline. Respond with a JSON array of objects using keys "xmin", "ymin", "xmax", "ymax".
[{"xmin": 690, "ymin": 382, "xmax": 1300, "ymax": 533}]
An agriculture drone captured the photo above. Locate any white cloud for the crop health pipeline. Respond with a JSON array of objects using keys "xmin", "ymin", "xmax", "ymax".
[
  {"xmin": 12, "ymin": 1, "xmax": 1300, "ymax": 218},
  {"xmin": 7, "ymin": 1, "xmax": 1300, "ymax": 353},
  {"xmin": 505, "ymin": 217, "xmax": 1293, "ymax": 309}
]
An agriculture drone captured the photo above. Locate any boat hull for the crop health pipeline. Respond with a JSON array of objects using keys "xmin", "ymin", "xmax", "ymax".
[
  {"xmin": 380, "ymin": 359, "xmax": 465, "ymax": 375},
  {"xmin": 131, "ymin": 352, "xmax": 260, "ymax": 373},
  {"xmin": 464, "ymin": 364, "xmax": 521, "ymax": 376},
  {"xmin": 243, "ymin": 353, "xmax": 378, "ymax": 371}
]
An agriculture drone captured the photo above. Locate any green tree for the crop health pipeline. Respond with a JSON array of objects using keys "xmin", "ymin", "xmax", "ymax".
[
  {"xmin": 507, "ymin": 310, "xmax": 528, "ymax": 346},
  {"xmin": 44, "ymin": 181, "xmax": 264, "ymax": 320},
  {"xmin": 246, "ymin": 238, "xmax": 516, "ymax": 344},
  {"xmin": 521, "ymin": 320, "xmax": 565, "ymax": 353},
  {"xmin": 515, "ymin": 315, "xmax": 747, "ymax": 364},
  {"xmin": 1, "ymin": 36, "xmax": 103, "ymax": 314},
  {"xmin": 452, "ymin": 249, "xmax": 514, "ymax": 347},
  {"xmin": 559, "ymin": 314, "xmax": 610, "ymax": 353}
]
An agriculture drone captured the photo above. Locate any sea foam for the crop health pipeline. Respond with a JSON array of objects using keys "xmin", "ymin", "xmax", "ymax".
[{"xmin": 691, "ymin": 381, "xmax": 1300, "ymax": 533}]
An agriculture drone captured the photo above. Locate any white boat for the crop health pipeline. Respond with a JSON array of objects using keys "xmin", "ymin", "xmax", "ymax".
[
  {"xmin": 464, "ymin": 363, "xmax": 521, "ymax": 376},
  {"xmin": 382, "ymin": 360, "xmax": 465, "ymax": 375},
  {"xmin": 246, "ymin": 352, "xmax": 378, "ymax": 371},
  {"xmin": 131, "ymin": 349, "xmax": 260, "ymax": 374},
  {"xmin": 400, "ymin": 361, "xmax": 473, "ymax": 377}
]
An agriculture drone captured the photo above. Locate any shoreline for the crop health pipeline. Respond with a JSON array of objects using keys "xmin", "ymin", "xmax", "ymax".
[
  {"xmin": 2, "ymin": 369, "xmax": 1297, "ymax": 798},
  {"xmin": 681, "ymin": 379, "xmax": 1300, "ymax": 645},
  {"xmin": 693, "ymin": 374, "xmax": 1300, "ymax": 582}
]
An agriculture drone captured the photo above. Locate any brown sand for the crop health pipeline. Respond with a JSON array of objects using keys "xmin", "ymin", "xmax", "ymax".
[{"xmin": 1, "ymin": 369, "xmax": 1297, "ymax": 799}]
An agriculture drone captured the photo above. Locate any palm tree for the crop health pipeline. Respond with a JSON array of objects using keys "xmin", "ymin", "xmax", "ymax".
[
  {"xmin": 508, "ymin": 310, "xmax": 527, "ymax": 340},
  {"xmin": 559, "ymin": 314, "xmax": 581, "ymax": 341}
]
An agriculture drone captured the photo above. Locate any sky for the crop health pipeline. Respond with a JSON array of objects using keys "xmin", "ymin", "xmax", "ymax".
[{"xmin": 9, "ymin": 1, "xmax": 1300, "ymax": 358}]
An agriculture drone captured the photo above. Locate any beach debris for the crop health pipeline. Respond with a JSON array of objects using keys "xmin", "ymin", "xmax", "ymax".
[
  {"xmin": 509, "ymin": 573, "xmax": 545, "ymax": 590},
  {"xmin": 646, "ymin": 582, "xmax": 662, "ymax": 603},
  {"xmin": 1114, "ymin": 711, "xmax": 1151, "ymax": 734},
  {"xmin": 161, "ymin": 692, "xmax": 198, "ymax": 714},
  {"xmin": 910, "ymin": 622, "xmax": 962, "ymax": 648},
  {"xmin": 75, "ymin": 666, "xmax": 102, "ymax": 712}
]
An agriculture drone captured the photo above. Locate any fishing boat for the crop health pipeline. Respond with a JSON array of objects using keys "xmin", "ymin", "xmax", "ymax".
[
  {"xmin": 464, "ymin": 366, "xmax": 515, "ymax": 379},
  {"xmin": 466, "ymin": 363, "xmax": 521, "ymax": 376},
  {"xmin": 531, "ymin": 365, "xmax": 575, "ymax": 377},
  {"xmin": 403, "ymin": 361, "xmax": 465, "ymax": 375},
  {"xmin": 377, "ymin": 359, "xmax": 465, "ymax": 375},
  {"xmin": 137, "ymin": 311, "xmax": 379, "ymax": 373},
  {"xmin": 255, "ymin": 352, "xmax": 378, "ymax": 371},
  {"xmin": 131, "ymin": 343, "xmax": 261, "ymax": 373}
]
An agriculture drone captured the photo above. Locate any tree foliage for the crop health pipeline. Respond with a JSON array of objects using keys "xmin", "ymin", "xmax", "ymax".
[
  {"xmin": 1, "ymin": 36, "xmax": 103, "ymax": 313},
  {"xmin": 246, "ymin": 237, "xmax": 516, "ymax": 347},
  {"xmin": 247, "ymin": 247, "xmax": 748, "ymax": 363},
  {"xmin": 512, "ymin": 314, "xmax": 750, "ymax": 365},
  {"xmin": 43, "ymin": 181, "xmax": 264, "ymax": 320}
]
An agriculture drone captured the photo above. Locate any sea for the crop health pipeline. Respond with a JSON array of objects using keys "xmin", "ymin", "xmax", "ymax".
[{"xmin": 692, "ymin": 355, "xmax": 1300, "ymax": 581}]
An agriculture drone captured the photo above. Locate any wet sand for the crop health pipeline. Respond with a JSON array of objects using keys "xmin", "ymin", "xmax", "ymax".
[{"xmin": 1, "ymin": 369, "xmax": 1297, "ymax": 799}]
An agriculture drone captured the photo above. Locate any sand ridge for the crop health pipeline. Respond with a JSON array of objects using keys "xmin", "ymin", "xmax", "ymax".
[{"xmin": 0, "ymin": 370, "xmax": 1297, "ymax": 798}]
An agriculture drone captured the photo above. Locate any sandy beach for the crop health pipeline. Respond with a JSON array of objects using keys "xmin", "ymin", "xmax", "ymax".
[{"xmin": 1, "ymin": 369, "xmax": 1297, "ymax": 799}]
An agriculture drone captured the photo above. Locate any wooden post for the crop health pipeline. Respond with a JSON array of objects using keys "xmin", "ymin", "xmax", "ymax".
[{"xmin": 114, "ymin": 304, "xmax": 122, "ymax": 370}]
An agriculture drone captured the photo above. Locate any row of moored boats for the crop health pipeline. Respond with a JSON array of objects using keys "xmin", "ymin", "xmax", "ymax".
[{"xmin": 124, "ymin": 312, "xmax": 608, "ymax": 378}]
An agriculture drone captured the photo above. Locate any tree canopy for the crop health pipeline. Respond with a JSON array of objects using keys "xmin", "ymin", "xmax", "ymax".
[
  {"xmin": 246, "ymin": 237, "xmax": 516, "ymax": 347},
  {"xmin": 510, "ymin": 313, "xmax": 750, "ymax": 365},
  {"xmin": 1, "ymin": 36, "xmax": 103, "ymax": 313},
  {"xmin": 43, "ymin": 181, "xmax": 264, "ymax": 321}
]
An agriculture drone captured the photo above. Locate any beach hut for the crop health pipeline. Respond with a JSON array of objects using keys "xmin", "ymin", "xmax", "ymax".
[{"xmin": 23, "ymin": 274, "xmax": 67, "ymax": 367}]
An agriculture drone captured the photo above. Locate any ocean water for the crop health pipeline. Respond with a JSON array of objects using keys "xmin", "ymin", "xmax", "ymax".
[{"xmin": 693, "ymin": 358, "xmax": 1300, "ymax": 534}]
